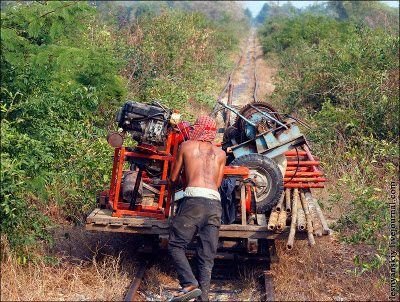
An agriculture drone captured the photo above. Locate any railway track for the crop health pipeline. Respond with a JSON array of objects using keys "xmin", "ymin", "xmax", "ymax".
[
  {"xmin": 123, "ymin": 251, "xmax": 275, "ymax": 301},
  {"xmin": 123, "ymin": 34, "xmax": 275, "ymax": 302}
]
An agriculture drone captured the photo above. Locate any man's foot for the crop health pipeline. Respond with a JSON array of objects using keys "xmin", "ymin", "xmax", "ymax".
[{"xmin": 169, "ymin": 286, "xmax": 202, "ymax": 301}]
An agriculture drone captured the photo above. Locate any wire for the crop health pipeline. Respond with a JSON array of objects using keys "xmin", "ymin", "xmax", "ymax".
[{"xmin": 284, "ymin": 147, "xmax": 299, "ymax": 184}]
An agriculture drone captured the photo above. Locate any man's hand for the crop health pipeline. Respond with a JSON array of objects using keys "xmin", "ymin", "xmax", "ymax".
[{"xmin": 168, "ymin": 177, "xmax": 174, "ymax": 188}]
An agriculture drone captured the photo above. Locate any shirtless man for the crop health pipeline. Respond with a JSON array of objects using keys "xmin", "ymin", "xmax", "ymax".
[{"xmin": 168, "ymin": 116, "xmax": 226, "ymax": 302}]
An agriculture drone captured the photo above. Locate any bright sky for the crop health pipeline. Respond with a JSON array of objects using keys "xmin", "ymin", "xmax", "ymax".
[{"xmin": 242, "ymin": 1, "xmax": 400, "ymax": 17}]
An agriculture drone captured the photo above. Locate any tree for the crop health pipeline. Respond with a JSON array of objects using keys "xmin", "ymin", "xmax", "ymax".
[
  {"xmin": 244, "ymin": 7, "xmax": 252, "ymax": 20},
  {"xmin": 255, "ymin": 2, "xmax": 271, "ymax": 25},
  {"xmin": 327, "ymin": 0, "xmax": 349, "ymax": 21}
]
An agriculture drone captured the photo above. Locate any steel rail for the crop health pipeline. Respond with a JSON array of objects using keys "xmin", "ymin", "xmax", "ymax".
[
  {"xmin": 253, "ymin": 36, "xmax": 259, "ymax": 103},
  {"xmin": 211, "ymin": 52, "xmax": 244, "ymax": 117},
  {"xmin": 264, "ymin": 270, "xmax": 275, "ymax": 301},
  {"xmin": 124, "ymin": 261, "xmax": 148, "ymax": 301}
]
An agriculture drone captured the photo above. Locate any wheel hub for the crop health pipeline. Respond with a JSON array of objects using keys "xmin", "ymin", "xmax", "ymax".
[{"xmin": 250, "ymin": 169, "xmax": 272, "ymax": 203}]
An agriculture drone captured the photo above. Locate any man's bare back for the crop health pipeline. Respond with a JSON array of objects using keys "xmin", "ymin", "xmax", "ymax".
[{"xmin": 169, "ymin": 140, "xmax": 226, "ymax": 191}]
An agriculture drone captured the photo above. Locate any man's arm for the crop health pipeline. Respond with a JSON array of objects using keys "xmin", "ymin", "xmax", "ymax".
[
  {"xmin": 216, "ymin": 150, "xmax": 226, "ymax": 188},
  {"xmin": 169, "ymin": 143, "xmax": 185, "ymax": 186}
]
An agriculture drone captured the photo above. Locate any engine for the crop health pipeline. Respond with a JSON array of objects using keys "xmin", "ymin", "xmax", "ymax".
[{"xmin": 116, "ymin": 100, "xmax": 174, "ymax": 145}]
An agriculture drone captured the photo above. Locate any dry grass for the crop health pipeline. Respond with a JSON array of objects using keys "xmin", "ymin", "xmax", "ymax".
[
  {"xmin": 255, "ymin": 37, "xmax": 277, "ymax": 99},
  {"xmin": 1, "ymin": 254, "xmax": 132, "ymax": 301},
  {"xmin": 270, "ymin": 238, "xmax": 390, "ymax": 301},
  {"xmin": 1, "ymin": 227, "xmax": 142, "ymax": 301}
]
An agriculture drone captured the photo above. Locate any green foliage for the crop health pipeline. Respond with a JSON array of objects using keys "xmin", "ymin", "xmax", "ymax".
[
  {"xmin": 1, "ymin": 1, "xmax": 248, "ymax": 259},
  {"xmin": 258, "ymin": 7, "xmax": 399, "ymax": 278},
  {"xmin": 121, "ymin": 10, "xmax": 244, "ymax": 112},
  {"xmin": 1, "ymin": 1, "xmax": 126, "ymax": 258}
]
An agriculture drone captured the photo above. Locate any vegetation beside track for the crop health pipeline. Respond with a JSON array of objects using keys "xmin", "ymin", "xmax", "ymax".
[
  {"xmin": 0, "ymin": 0, "xmax": 250, "ymax": 260},
  {"xmin": 257, "ymin": 1, "xmax": 399, "ymax": 279}
]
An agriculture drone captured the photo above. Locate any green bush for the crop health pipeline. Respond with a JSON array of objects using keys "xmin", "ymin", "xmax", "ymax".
[
  {"xmin": 1, "ymin": 1, "xmax": 127, "ymax": 258},
  {"xmin": 120, "ymin": 10, "xmax": 242, "ymax": 112},
  {"xmin": 1, "ymin": 1, "xmax": 249, "ymax": 258},
  {"xmin": 258, "ymin": 9, "xmax": 399, "ymax": 277}
]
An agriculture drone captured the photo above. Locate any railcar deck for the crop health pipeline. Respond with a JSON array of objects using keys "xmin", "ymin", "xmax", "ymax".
[{"xmin": 86, "ymin": 208, "xmax": 307, "ymax": 240}]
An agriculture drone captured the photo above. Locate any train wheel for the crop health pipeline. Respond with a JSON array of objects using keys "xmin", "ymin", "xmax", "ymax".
[{"xmin": 231, "ymin": 154, "xmax": 283, "ymax": 213}]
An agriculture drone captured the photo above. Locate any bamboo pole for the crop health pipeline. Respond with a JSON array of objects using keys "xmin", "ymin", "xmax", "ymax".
[
  {"xmin": 285, "ymin": 188, "xmax": 291, "ymax": 214},
  {"xmin": 287, "ymin": 188, "xmax": 299, "ymax": 250},
  {"xmin": 304, "ymin": 191, "xmax": 330, "ymax": 235},
  {"xmin": 276, "ymin": 191, "xmax": 285, "ymax": 212},
  {"xmin": 267, "ymin": 208, "xmax": 279, "ymax": 231},
  {"xmin": 300, "ymin": 189, "xmax": 315, "ymax": 246},
  {"xmin": 305, "ymin": 193, "xmax": 323, "ymax": 237},
  {"xmin": 276, "ymin": 210, "xmax": 287, "ymax": 232}
]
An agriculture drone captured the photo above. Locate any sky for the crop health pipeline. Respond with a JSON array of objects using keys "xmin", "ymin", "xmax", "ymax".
[{"xmin": 242, "ymin": 1, "xmax": 400, "ymax": 17}]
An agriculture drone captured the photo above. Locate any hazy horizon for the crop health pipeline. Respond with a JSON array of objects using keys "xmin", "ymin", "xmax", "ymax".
[{"xmin": 242, "ymin": 1, "xmax": 399, "ymax": 17}]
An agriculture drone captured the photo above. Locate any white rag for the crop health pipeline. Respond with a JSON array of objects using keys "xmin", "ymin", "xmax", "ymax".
[{"xmin": 184, "ymin": 187, "xmax": 221, "ymax": 201}]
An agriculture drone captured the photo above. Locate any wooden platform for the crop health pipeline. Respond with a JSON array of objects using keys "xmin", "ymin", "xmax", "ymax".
[{"xmin": 86, "ymin": 208, "xmax": 307, "ymax": 240}]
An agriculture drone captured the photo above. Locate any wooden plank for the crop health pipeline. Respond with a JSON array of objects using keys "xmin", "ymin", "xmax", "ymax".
[
  {"xmin": 86, "ymin": 208, "xmax": 101, "ymax": 224},
  {"xmin": 220, "ymin": 225, "xmax": 291, "ymax": 232},
  {"xmin": 88, "ymin": 208, "xmax": 153, "ymax": 225},
  {"xmin": 86, "ymin": 224, "xmax": 169, "ymax": 235},
  {"xmin": 85, "ymin": 223, "xmax": 308, "ymax": 240},
  {"xmin": 219, "ymin": 230, "xmax": 307, "ymax": 240}
]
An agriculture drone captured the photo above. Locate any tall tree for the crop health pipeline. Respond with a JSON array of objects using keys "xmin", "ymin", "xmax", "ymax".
[
  {"xmin": 327, "ymin": 0, "xmax": 349, "ymax": 21},
  {"xmin": 255, "ymin": 2, "xmax": 271, "ymax": 25}
]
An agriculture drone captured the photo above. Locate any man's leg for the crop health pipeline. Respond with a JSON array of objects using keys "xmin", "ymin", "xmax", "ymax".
[
  {"xmin": 168, "ymin": 200, "xmax": 201, "ymax": 289},
  {"xmin": 196, "ymin": 223, "xmax": 220, "ymax": 301}
]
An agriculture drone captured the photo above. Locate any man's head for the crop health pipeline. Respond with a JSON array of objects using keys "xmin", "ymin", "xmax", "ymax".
[{"xmin": 188, "ymin": 116, "xmax": 217, "ymax": 142}]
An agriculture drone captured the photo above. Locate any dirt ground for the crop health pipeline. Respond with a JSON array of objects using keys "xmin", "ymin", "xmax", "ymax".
[{"xmin": 0, "ymin": 34, "xmax": 393, "ymax": 302}]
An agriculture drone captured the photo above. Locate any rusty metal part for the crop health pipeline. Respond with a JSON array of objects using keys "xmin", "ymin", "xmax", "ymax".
[
  {"xmin": 264, "ymin": 270, "xmax": 274, "ymax": 302},
  {"xmin": 267, "ymin": 208, "xmax": 279, "ymax": 231},
  {"xmin": 287, "ymin": 188, "xmax": 299, "ymax": 250},
  {"xmin": 300, "ymin": 190, "xmax": 315, "ymax": 246},
  {"xmin": 124, "ymin": 261, "xmax": 147, "ymax": 301},
  {"xmin": 107, "ymin": 131, "xmax": 124, "ymax": 148},
  {"xmin": 246, "ymin": 238, "xmax": 258, "ymax": 254},
  {"xmin": 285, "ymin": 188, "xmax": 291, "ymax": 214},
  {"xmin": 158, "ymin": 235, "xmax": 169, "ymax": 248},
  {"xmin": 234, "ymin": 102, "xmax": 282, "ymax": 133},
  {"xmin": 275, "ymin": 192, "xmax": 285, "ymax": 212},
  {"xmin": 276, "ymin": 210, "xmax": 287, "ymax": 232},
  {"xmin": 305, "ymin": 190, "xmax": 330, "ymax": 235}
]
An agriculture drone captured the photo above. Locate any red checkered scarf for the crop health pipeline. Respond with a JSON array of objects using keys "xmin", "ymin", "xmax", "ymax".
[{"xmin": 188, "ymin": 116, "xmax": 217, "ymax": 142}]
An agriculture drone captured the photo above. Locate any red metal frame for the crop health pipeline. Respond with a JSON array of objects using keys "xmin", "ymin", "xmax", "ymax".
[
  {"xmin": 223, "ymin": 166, "xmax": 252, "ymax": 219},
  {"xmin": 283, "ymin": 148, "xmax": 326, "ymax": 188},
  {"xmin": 107, "ymin": 132, "xmax": 179, "ymax": 219},
  {"xmin": 105, "ymin": 134, "xmax": 253, "ymax": 219}
]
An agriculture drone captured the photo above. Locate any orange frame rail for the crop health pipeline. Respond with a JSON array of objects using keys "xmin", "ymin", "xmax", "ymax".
[{"xmin": 108, "ymin": 132, "xmax": 179, "ymax": 219}]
